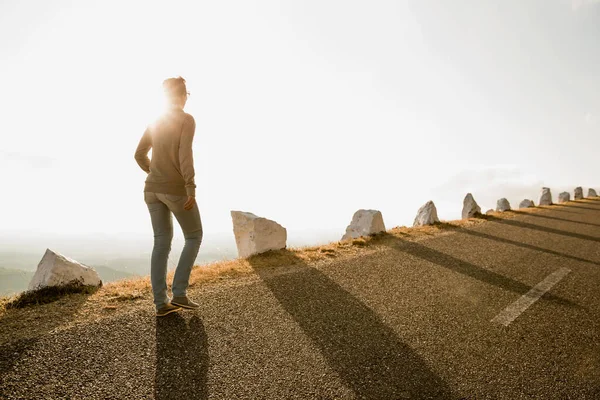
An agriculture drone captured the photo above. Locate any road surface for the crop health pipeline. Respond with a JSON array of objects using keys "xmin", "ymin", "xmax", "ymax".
[{"xmin": 1, "ymin": 200, "xmax": 599, "ymax": 399}]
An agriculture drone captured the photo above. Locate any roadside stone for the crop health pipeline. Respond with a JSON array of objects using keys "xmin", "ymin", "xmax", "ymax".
[
  {"xmin": 588, "ymin": 188, "xmax": 598, "ymax": 198},
  {"xmin": 231, "ymin": 211, "xmax": 287, "ymax": 258},
  {"xmin": 574, "ymin": 187, "xmax": 584, "ymax": 200},
  {"xmin": 539, "ymin": 187, "xmax": 553, "ymax": 206},
  {"xmin": 519, "ymin": 199, "xmax": 535, "ymax": 209},
  {"xmin": 413, "ymin": 201, "xmax": 440, "ymax": 227},
  {"xmin": 342, "ymin": 209, "xmax": 386, "ymax": 240},
  {"xmin": 558, "ymin": 192, "xmax": 570, "ymax": 204},
  {"xmin": 462, "ymin": 193, "xmax": 482, "ymax": 219},
  {"xmin": 496, "ymin": 198, "xmax": 511, "ymax": 212},
  {"xmin": 28, "ymin": 249, "xmax": 102, "ymax": 291}
]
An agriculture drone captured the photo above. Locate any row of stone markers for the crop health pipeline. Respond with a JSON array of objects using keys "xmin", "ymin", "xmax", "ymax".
[
  {"xmin": 230, "ymin": 186, "xmax": 599, "ymax": 258},
  {"xmin": 23, "ymin": 186, "xmax": 599, "ymax": 293}
]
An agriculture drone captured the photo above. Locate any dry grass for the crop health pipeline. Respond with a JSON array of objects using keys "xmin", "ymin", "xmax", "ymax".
[
  {"xmin": 4, "ymin": 282, "xmax": 100, "ymax": 309},
  {"xmin": 0, "ymin": 199, "xmax": 591, "ymax": 345}
]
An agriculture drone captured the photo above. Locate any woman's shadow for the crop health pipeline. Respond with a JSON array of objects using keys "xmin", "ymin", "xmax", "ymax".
[{"xmin": 155, "ymin": 313, "xmax": 209, "ymax": 400}]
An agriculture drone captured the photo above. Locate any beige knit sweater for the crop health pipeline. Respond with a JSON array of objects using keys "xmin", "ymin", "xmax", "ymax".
[{"xmin": 134, "ymin": 107, "xmax": 196, "ymax": 197}]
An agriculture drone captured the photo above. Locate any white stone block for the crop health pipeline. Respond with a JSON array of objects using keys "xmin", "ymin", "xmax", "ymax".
[
  {"xmin": 539, "ymin": 187, "xmax": 553, "ymax": 206},
  {"xmin": 496, "ymin": 198, "xmax": 511, "ymax": 212},
  {"xmin": 413, "ymin": 201, "xmax": 440, "ymax": 227},
  {"xmin": 28, "ymin": 249, "xmax": 102, "ymax": 291},
  {"xmin": 342, "ymin": 209, "xmax": 386, "ymax": 240},
  {"xmin": 231, "ymin": 211, "xmax": 287, "ymax": 258},
  {"xmin": 519, "ymin": 199, "xmax": 535, "ymax": 209},
  {"xmin": 574, "ymin": 187, "xmax": 584, "ymax": 200},
  {"xmin": 588, "ymin": 188, "xmax": 598, "ymax": 198},
  {"xmin": 558, "ymin": 192, "xmax": 570, "ymax": 203},
  {"xmin": 462, "ymin": 193, "xmax": 482, "ymax": 219}
]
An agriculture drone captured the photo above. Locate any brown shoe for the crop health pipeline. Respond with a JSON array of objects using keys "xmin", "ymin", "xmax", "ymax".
[
  {"xmin": 156, "ymin": 302, "xmax": 182, "ymax": 317},
  {"xmin": 171, "ymin": 296, "xmax": 200, "ymax": 310}
]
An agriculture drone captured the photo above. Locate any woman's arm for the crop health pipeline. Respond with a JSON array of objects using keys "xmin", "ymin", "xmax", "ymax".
[
  {"xmin": 179, "ymin": 114, "xmax": 196, "ymax": 197},
  {"xmin": 134, "ymin": 128, "xmax": 152, "ymax": 173}
]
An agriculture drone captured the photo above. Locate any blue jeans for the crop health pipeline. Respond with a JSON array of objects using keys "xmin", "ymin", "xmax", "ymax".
[{"xmin": 144, "ymin": 192, "xmax": 203, "ymax": 309}]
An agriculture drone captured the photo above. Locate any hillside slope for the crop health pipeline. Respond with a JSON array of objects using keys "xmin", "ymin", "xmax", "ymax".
[{"xmin": 0, "ymin": 268, "xmax": 33, "ymax": 296}]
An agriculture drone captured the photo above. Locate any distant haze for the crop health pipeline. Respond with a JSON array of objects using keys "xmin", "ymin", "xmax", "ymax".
[{"xmin": 1, "ymin": 1, "xmax": 599, "ymax": 272}]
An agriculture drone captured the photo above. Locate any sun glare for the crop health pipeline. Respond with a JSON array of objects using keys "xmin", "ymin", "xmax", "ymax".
[{"xmin": 128, "ymin": 82, "xmax": 172, "ymax": 134}]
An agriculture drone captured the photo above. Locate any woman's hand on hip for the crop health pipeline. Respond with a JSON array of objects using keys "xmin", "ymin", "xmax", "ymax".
[{"xmin": 184, "ymin": 196, "xmax": 196, "ymax": 211}]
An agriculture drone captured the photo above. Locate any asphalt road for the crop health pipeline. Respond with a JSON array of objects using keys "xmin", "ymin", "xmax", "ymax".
[{"xmin": 1, "ymin": 200, "xmax": 599, "ymax": 399}]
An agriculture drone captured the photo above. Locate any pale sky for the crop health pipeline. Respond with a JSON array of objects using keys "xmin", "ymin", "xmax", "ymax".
[{"xmin": 1, "ymin": 0, "xmax": 599, "ymax": 246}]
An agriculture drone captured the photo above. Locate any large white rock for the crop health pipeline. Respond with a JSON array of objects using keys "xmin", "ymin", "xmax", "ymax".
[
  {"xmin": 413, "ymin": 201, "xmax": 440, "ymax": 227},
  {"xmin": 28, "ymin": 249, "xmax": 102, "ymax": 291},
  {"xmin": 588, "ymin": 188, "xmax": 598, "ymax": 198},
  {"xmin": 519, "ymin": 199, "xmax": 535, "ymax": 209},
  {"xmin": 574, "ymin": 187, "xmax": 584, "ymax": 200},
  {"xmin": 558, "ymin": 192, "xmax": 571, "ymax": 203},
  {"xmin": 230, "ymin": 211, "xmax": 287, "ymax": 258},
  {"xmin": 462, "ymin": 193, "xmax": 482, "ymax": 219},
  {"xmin": 342, "ymin": 209, "xmax": 386, "ymax": 240},
  {"xmin": 539, "ymin": 187, "xmax": 553, "ymax": 206},
  {"xmin": 496, "ymin": 198, "xmax": 511, "ymax": 212}
]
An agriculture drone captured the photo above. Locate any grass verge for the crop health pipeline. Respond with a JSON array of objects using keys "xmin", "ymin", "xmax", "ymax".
[{"xmin": 4, "ymin": 282, "xmax": 100, "ymax": 309}]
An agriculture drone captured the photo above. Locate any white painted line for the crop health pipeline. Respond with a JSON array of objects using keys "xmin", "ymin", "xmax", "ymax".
[{"xmin": 491, "ymin": 267, "xmax": 571, "ymax": 327}]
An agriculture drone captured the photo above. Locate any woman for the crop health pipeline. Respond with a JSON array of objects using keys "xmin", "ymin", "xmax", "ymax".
[{"xmin": 135, "ymin": 77, "xmax": 202, "ymax": 317}]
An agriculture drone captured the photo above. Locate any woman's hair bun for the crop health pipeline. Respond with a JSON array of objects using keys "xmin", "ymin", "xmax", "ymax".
[{"xmin": 162, "ymin": 76, "xmax": 187, "ymax": 99}]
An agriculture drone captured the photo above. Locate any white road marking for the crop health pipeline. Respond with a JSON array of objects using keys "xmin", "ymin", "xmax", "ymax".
[{"xmin": 491, "ymin": 267, "xmax": 571, "ymax": 327}]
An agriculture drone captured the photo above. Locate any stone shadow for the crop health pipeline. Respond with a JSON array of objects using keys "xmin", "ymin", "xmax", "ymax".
[
  {"xmin": 0, "ymin": 338, "xmax": 37, "ymax": 384},
  {"xmin": 248, "ymin": 252, "xmax": 453, "ymax": 399},
  {"xmin": 540, "ymin": 207, "xmax": 584, "ymax": 215},
  {"xmin": 482, "ymin": 215, "xmax": 600, "ymax": 243},
  {"xmin": 376, "ymin": 234, "xmax": 580, "ymax": 309},
  {"xmin": 443, "ymin": 224, "xmax": 600, "ymax": 267},
  {"xmin": 509, "ymin": 210, "xmax": 600, "ymax": 228},
  {"xmin": 0, "ymin": 292, "xmax": 93, "ymax": 385},
  {"xmin": 553, "ymin": 203, "xmax": 600, "ymax": 212},
  {"xmin": 155, "ymin": 314, "xmax": 209, "ymax": 400}
]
